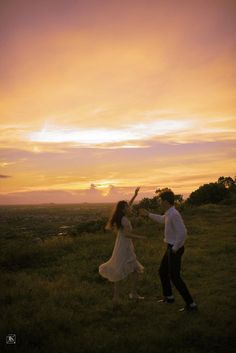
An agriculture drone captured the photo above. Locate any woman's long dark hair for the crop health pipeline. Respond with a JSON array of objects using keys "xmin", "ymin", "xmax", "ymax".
[{"xmin": 106, "ymin": 200, "xmax": 128, "ymax": 230}]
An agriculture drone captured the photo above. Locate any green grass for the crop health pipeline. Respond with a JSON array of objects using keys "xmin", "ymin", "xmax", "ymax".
[{"xmin": 0, "ymin": 204, "xmax": 236, "ymax": 353}]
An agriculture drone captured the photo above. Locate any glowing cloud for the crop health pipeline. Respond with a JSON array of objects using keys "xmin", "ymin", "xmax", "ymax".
[
  {"xmin": 0, "ymin": 0, "xmax": 235, "ymax": 203},
  {"xmin": 28, "ymin": 120, "xmax": 193, "ymax": 146}
]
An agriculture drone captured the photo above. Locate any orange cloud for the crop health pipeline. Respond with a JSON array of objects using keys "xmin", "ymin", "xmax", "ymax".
[{"xmin": 0, "ymin": 0, "xmax": 235, "ymax": 202}]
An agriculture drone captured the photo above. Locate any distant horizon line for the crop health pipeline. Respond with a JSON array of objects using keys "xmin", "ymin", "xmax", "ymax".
[
  {"xmin": 0, "ymin": 202, "xmax": 121, "ymax": 206},
  {"xmin": 0, "ymin": 198, "xmax": 190, "ymax": 206}
]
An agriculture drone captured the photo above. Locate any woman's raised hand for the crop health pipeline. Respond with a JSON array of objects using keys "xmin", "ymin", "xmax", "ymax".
[{"xmin": 129, "ymin": 187, "xmax": 141, "ymax": 206}]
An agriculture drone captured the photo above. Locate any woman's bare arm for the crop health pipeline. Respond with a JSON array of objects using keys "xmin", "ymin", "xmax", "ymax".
[
  {"xmin": 129, "ymin": 187, "xmax": 140, "ymax": 206},
  {"xmin": 122, "ymin": 224, "xmax": 146, "ymax": 240},
  {"xmin": 125, "ymin": 232, "xmax": 147, "ymax": 240}
]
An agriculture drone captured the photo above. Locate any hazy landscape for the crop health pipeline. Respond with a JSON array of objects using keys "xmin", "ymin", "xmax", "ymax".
[{"xmin": 1, "ymin": 203, "xmax": 236, "ymax": 353}]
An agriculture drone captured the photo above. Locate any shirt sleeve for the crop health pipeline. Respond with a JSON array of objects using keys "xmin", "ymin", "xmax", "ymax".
[
  {"xmin": 148, "ymin": 213, "xmax": 165, "ymax": 224},
  {"xmin": 171, "ymin": 213, "xmax": 187, "ymax": 251}
]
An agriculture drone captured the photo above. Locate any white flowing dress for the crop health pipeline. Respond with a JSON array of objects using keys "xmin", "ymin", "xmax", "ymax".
[{"xmin": 99, "ymin": 216, "xmax": 144, "ymax": 282}]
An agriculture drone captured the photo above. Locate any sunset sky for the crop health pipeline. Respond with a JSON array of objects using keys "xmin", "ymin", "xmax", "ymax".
[{"xmin": 0, "ymin": 0, "xmax": 235, "ymax": 204}]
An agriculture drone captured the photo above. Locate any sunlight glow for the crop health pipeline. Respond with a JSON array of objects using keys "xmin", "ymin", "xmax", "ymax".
[
  {"xmin": 1, "ymin": 0, "xmax": 235, "ymax": 203},
  {"xmin": 28, "ymin": 120, "xmax": 193, "ymax": 145}
]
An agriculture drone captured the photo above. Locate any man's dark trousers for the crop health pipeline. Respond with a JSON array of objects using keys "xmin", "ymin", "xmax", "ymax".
[{"xmin": 159, "ymin": 244, "xmax": 193, "ymax": 305}]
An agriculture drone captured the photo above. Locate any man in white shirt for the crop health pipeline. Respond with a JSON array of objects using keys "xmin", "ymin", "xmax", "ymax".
[{"xmin": 140, "ymin": 189, "xmax": 197, "ymax": 311}]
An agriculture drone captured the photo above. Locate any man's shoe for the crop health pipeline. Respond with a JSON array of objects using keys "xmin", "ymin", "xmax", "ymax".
[
  {"xmin": 179, "ymin": 303, "xmax": 198, "ymax": 312},
  {"xmin": 157, "ymin": 297, "xmax": 175, "ymax": 304}
]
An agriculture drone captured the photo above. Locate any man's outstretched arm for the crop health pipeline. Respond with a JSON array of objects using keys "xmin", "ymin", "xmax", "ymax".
[{"xmin": 139, "ymin": 208, "xmax": 165, "ymax": 223}]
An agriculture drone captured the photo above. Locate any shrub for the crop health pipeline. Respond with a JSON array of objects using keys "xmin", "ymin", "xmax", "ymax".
[
  {"xmin": 75, "ymin": 218, "xmax": 107, "ymax": 234},
  {"xmin": 187, "ymin": 176, "xmax": 236, "ymax": 206}
]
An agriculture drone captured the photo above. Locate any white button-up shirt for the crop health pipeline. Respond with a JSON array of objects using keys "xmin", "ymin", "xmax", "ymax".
[{"xmin": 148, "ymin": 206, "xmax": 187, "ymax": 251}]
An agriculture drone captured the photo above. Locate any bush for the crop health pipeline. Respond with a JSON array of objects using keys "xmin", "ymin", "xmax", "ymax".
[
  {"xmin": 75, "ymin": 218, "xmax": 107, "ymax": 234},
  {"xmin": 220, "ymin": 193, "xmax": 236, "ymax": 205},
  {"xmin": 187, "ymin": 176, "xmax": 236, "ymax": 206},
  {"xmin": 187, "ymin": 182, "xmax": 228, "ymax": 206}
]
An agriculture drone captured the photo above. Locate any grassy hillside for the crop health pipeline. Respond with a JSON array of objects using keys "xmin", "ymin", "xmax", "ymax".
[{"xmin": 0, "ymin": 204, "xmax": 236, "ymax": 353}]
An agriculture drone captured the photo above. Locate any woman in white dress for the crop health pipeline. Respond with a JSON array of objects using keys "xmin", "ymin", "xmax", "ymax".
[{"xmin": 99, "ymin": 187, "xmax": 146, "ymax": 303}]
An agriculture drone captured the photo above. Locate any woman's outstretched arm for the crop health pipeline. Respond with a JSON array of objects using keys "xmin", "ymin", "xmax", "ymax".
[
  {"xmin": 124, "ymin": 229, "xmax": 147, "ymax": 240},
  {"xmin": 122, "ymin": 219, "xmax": 146, "ymax": 240}
]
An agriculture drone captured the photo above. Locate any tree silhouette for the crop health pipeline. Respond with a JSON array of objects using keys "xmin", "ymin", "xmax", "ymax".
[
  {"xmin": 218, "ymin": 176, "xmax": 236, "ymax": 190},
  {"xmin": 187, "ymin": 176, "xmax": 236, "ymax": 205},
  {"xmin": 134, "ymin": 188, "xmax": 183, "ymax": 211}
]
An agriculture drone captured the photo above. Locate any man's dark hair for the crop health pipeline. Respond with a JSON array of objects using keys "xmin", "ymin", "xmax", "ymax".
[{"xmin": 159, "ymin": 189, "xmax": 175, "ymax": 205}]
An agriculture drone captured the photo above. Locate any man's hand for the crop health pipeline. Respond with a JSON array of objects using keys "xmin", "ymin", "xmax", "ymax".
[
  {"xmin": 134, "ymin": 187, "xmax": 140, "ymax": 196},
  {"xmin": 139, "ymin": 208, "xmax": 149, "ymax": 217}
]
